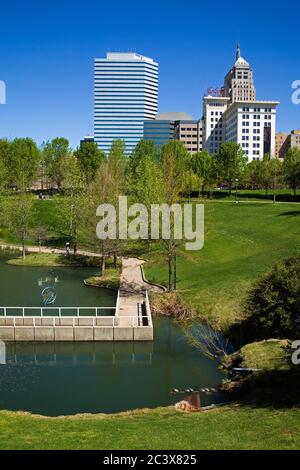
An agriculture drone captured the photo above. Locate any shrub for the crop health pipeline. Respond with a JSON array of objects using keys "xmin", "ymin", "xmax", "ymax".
[{"xmin": 245, "ymin": 256, "xmax": 300, "ymax": 339}]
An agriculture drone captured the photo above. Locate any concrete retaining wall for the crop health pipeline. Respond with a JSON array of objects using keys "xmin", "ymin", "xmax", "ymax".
[{"xmin": 0, "ymin": 320, "xmax": 153, "ymax": 342}]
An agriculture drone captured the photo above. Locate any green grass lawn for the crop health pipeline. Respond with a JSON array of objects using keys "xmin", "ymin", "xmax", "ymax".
[
  {"xmin": 144, "ymin": 201, "xmax": 300, "ymax": 329},
  {"xmin": 0, "ymin": 406, "xmax": 299, "ymax": 450},
  {"xmin": 225, "ymin": 340, "xmax": 290, "ymax": 371}
]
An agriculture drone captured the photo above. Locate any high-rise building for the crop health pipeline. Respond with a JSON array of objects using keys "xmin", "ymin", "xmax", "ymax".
[
  {"xmin": 276, "ymin": 130, "xmax": 300, "ymax": 158},
  {"xmin": 94, "ymin": 53, "xmax": 158, "ymax": 154},
  {"xmin": 224, "ymin": 45, "xmax": 256, "ymax": 103},
  {"xmin": 144, "ymin": 112, "xmax": 176, "ymax": 147},
  {"xmin": 144, "ymin": 112, "xmax": 203, "ymax": 153},
  {"xmin": 203, "ymin": 46, "xmax": 279, "ymax": 161},
  {"xmin": 275, "ymin": 132, "xmax": 290, "ymax": 158},
  {"xmin": 174, "ymin": 119, "xmax": 203, "ymax": 153}
]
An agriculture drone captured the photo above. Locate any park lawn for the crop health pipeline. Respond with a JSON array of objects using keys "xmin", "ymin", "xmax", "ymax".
[
  {"xmin": 85, "ymin": 267, "xmax": 121, "ymax": 290},
  {"xmin": 144, "ymin": 201, "xmax": 300, "ymax": 329},
  {"xmin": 0, "ymin": 406, "xmax": 299, "ymax": 450},
  {"xmin": 6, "ymin": 253, "xmax": 66, "ymax": 267},
  {"xmin": 225, "ymin": 340, "xmax": 290, "ymax": 371}
]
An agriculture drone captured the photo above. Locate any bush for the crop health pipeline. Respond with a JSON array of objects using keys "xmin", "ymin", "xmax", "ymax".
[{"xmin": 245, "ymin": 256, "xmax": 300, "ymax": 339}]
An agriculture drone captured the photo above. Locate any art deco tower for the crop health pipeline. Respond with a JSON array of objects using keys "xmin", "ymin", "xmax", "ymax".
[{"xmin": 224, "ymin": 45, "xmax": 256, "ymax": 103}]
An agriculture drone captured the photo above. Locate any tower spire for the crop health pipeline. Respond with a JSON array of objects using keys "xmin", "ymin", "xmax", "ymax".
[{"xmin": 236, "ymin": 43, "xmax": 241, "ymax": 60}]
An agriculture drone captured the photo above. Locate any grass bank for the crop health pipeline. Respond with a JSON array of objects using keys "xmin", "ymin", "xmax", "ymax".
[
  {"xmin": 85, "ymin": 267, "xmax": 121, "ymax": 291},
  {"xmin": 0, "ymin": 406, "xmax": 299, "ymax": 450},
  {"xmin": 225, "ymin": 340, "xmax": 290, "ymax": 371},
  {"xmin": 144, "ymin": 201, "xmax": 300, "ymax": 330}
]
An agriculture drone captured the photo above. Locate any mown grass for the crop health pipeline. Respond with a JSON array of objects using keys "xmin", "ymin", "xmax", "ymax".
[
  {"xmin": 225, "ymin": 340, "xmax": 290, "ymax": 371},
  {"xmin": 0, "ymin": 406, "xmax": 299, "ymax": 450},
  {"xmin": 144, "ymin": 201, "xmax": 300, "ymax": 329},
  {"xmin": 85, "ymin": 267, "xmax": 121, "ymax": 290}
]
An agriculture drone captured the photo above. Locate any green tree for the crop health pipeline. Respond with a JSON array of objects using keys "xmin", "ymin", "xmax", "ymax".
[
  {"xmin": 215, "ymin": 142, "xmax": 247, "ymax": 194},
  {"xmin": 161, "ymin": 141, "xmax": 190, "ymax": 292},
  {"xmin": 191, "ymin": 150, "xmax": 215, "ymax": 196},
  {"xmin": 55, "ymin": 156, "xmax": 86, "ymax": 244},
  {"xmin": 42, "ymin": 138, "xmax": 71, "ymax": 190},
  {"xmin": 0, "ymin": 139, "xmax": 10, "ymax": 190},
  {"xmin": 4, "ymin": 193, "xmax": 34, "ymax": 259},
  {"xmin": 128, "ymin": 140, "xmax": 157, "ymax": 181},
  {"xmin": 108, "ymin": 140, "xmax": 127, "ymax": 197},
  {"xmin": 259, "ymin": 155, "xmax": 282, "ymax": 197},
  {"xmin": 8, "ymin": 138, "xmax": 40, "ymax": 190},
  {"xmin": 83, "ymin": 161, "xmax": 115, "ymax": 277},
  {"xmin": 245, "ymin": 256, "xmax": 300, "ymax": 339},
  {"xmin": 75, "ymin": 141, "xmax": 106, "ymax": 185},
  {"xmin": 283, "ymin": 148, "xmax": 300, "ymax": 197}
]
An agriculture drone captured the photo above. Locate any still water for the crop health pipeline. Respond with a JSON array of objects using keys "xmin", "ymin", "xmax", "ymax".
[{"xmin": 0, "ymin": 254, "xmax": 225, "ymax": 416}]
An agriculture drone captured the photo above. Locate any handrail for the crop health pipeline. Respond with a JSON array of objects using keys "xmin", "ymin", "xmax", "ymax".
[{"xmin": 0, "ymin": 315, "xmax": 148, "ymax": 328}]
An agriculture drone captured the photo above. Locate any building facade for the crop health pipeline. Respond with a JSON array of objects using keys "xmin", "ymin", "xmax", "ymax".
[
  {"xmin": 174, "ymin": 119, "xmax": 203, "ymax": 153},
  {"xmin": 203, "ymin": 46, "xmax": 279, "ymax": 161},
  {"xmin": 94, "ymin": 53, "xmax": 158, "ymax": 155},
  {"xmin": 276, "ymin": 130, "xmax": 300, "ymax": 158}
]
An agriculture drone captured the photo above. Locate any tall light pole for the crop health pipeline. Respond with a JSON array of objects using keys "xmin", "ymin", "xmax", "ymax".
[{"xmin": 235, "ymin": 179, "xmax": 239, "ymax": 204}]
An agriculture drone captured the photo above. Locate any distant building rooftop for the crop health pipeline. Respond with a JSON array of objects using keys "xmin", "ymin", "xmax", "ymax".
[{"xmin": 156, "ymin": 112, "xmax": 193, "ymax": 121}]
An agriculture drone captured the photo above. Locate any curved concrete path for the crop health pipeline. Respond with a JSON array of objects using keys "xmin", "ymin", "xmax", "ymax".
[{"xmin": 117, "ymin": 258, "xmax": 164, "ymax": 326}]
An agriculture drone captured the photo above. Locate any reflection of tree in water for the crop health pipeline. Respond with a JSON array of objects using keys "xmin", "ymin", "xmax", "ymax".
[{"xmin": 38, "ymin": 271, "xmax": 59, "ymax": 306}]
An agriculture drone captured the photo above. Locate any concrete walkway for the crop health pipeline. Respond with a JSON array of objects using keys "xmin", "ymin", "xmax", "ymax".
[
  {"xmin": 0, "ymin": 243, "xmax": 101, "ymax": 258},
  {"xmin": 118, "ymin": 258, "xmax": 164, "ymax": 327}
]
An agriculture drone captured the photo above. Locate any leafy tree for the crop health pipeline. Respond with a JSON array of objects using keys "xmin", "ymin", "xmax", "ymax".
[
  {"xmin": 283, "ymin": 148, "xmax": 300, "ymax": 197},
  {"xmin": 215, "ymin": 142, "xmax": 247, "ymax": 194},
  {"xmin": 191, "ymin": 150, "xmax": 215, "ymax": 196},
  {"xmin": 3, "ymin": 193, "xmax": 34, "ymax": 259},
  {"xmin": 108, "ymin": 140, "xmax": 127, "ymax": 197},
  {"xmin": 8, "ymin": 138, "xmax": 40, "ymax": 190},
  {"xmin": 83, "ymin": 161, "xmax": 115, "ymax": 277},
  {"xmin": 128, "ymin": 140, "xmax": 157, "ymax": 181},
  {"xmin": 42, "ymin": 138, "xmax": 71, "ymax": 190},
  {"xmin": 245, "ymin": 256, "xmax": 300, "ymax": 339},
  {"xmin": 55, "ymin": 156, "xmax": 86, "ymax": 243},
  {"xmin": 259, "ymin": 155, "xmax": 282, "ymax": 197},
  {"xmin": 132, "ymin": 152, "xmax": 164, "ymax": 251},
  {"xmin": 0, "ymin": 139, "xmax": 10, "ymax": 190},
  {"xmin": 160, "ymin": 141, "xmax": 190, "ymax": 292},
  {"xmin": 75, "ymin": 141, "xmax": 106, "ymax": 185}
]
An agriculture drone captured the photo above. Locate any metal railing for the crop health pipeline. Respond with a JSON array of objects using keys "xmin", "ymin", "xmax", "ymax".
[
  {"xmin": 0, "ymin": 315, "xmax": 144, "ymax": 328},
  {"xmin": 0, "ymin": 307, "xmax": 116, "ymax": 318}
]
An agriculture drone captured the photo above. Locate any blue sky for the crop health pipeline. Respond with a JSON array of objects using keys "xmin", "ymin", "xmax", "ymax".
[{"xmin": 0, "ymin": 0, "xmax": 299, "ymax": 148}]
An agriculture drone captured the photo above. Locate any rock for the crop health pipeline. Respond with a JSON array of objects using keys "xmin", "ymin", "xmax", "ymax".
[{"xmin": 175, "ymin": 401, "xmax": 199, "ymax": 413}]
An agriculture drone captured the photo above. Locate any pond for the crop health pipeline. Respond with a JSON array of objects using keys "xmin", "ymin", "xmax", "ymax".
[
  {"xmin": 0, "ymin": 253, "xmax": 226, "ymax": 416},
  {"xmin": 0, "ymin": 253, "xmax": 116, "ymax": 312}
]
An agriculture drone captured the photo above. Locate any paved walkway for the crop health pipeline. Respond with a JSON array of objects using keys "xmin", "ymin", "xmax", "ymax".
[
  {"xmin": 118, "ymin": 258, "xmax": 164, "ymax": 327},
  {"xmin": 0, "ymin": 243, "xmax": 101, "ymax": 258}
]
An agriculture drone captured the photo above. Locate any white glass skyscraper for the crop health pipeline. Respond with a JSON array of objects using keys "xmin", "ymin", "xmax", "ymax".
[{"xmin": 94, "ymin": 53, "xmax": 158, "ymax": 154}]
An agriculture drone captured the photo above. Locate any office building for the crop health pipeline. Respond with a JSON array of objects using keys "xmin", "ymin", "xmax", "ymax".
[
  {"xmin": 276, "ymin": 130, "xmax": 300, "ymax": 158},
  {"xmin": 203, "ymin": 46, "xmax": 279, "ymax": 161},
  {"xmin": 94, "ymin": 53, "xmax": 158, "ymax": 154}
]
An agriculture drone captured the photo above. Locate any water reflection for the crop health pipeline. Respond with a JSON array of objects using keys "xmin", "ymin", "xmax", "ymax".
[{"xmin": 0, "ymin": 319, "xmax": 225, "ymax": 416}]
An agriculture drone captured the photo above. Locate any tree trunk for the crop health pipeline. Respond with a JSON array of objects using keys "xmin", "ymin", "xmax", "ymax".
[
  {"xmin": 168, "ymin": 252, "xmax": 173, "ymax": 292},
  {"xmin": 101, "ymin": 242, "xmax": 106, "ymax": 277},
  {"xmin": 266, "ymin": 187, "xmax": 268, "ymax": 197},
  {"xmin": 113, "ymin": 253, "xmax": 117, "ymax": 268},
  {"xmin": 22, "ymin": 241, "xmax": 26, "ymax": 260}
]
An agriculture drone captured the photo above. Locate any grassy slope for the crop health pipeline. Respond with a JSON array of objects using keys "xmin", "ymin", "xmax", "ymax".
[
  {"xmin": 144, "ymin": 201, "xmax": 300, "ymax": 329},
  {"xmin": 225, "ymin": 340, "xmax": 290, "ymax": 371},
  {"xmin": 0, "ymin": 407, "xmax": 299, "ymax": 450}
]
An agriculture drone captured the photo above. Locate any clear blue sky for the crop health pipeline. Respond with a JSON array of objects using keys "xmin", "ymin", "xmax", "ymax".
[{"xmin": 0, "ymin": 0, "xmax": 299, "ymax": 148}]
